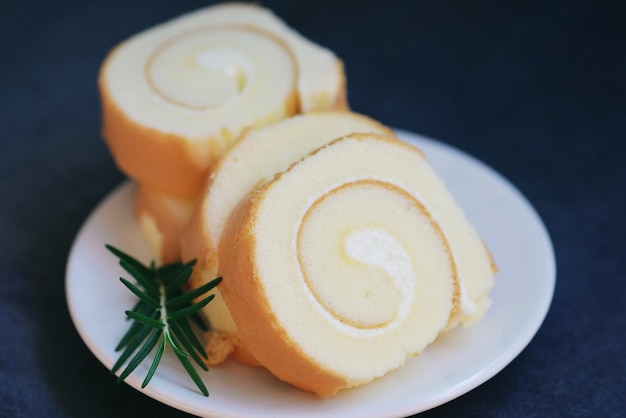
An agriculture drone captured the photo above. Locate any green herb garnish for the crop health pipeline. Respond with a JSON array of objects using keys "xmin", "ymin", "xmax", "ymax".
[{"xmin": 106, "ymin": 244, "xmax": 221, "ymax": 396}]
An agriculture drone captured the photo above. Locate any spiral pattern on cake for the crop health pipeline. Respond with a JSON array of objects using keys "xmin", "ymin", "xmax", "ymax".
[
  {"xmin": 296, "ymin": 179, "xmax": 453, "ymax": 333},
  {"xmin": 217, "ymin": 133, "xmax": 493, "ymax": 396}
]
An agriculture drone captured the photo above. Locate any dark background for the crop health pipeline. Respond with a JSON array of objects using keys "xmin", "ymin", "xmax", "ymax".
[{"xmin": 1, "ymin": 0, "xmax": 624, "ymax": 416}]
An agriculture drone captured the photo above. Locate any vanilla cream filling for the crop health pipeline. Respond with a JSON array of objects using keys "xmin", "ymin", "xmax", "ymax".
[
  {"xmin": 345, "ymin": 229, "xmax": 413, "ymax": 303},
  {"xmin": 297, "ymin": 182, "xmax": 419, "ymax": 335},
  {"xmin": 148, "ymin": 44, "xmax": 254, "ymax": 109},
  {"xmin": 344, "ymin": 229, "xmax": 414, "ymax": 327}
]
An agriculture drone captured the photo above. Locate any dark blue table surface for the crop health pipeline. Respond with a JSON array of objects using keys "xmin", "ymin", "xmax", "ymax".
[{"xmin": 1, "ymin": 0, "xmax": 624, "ymax": 416}]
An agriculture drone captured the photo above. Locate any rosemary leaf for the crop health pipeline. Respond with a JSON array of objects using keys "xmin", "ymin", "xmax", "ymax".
[
  {"xmin": 157, "ymin": 262, "xmax": 186, "ymax": 286},
  {"xmin": 126, "ymin": 299, "xmax": 144, "ymax": 320},
  {"xmin": 168, "ymin": 319, "xmax": 208, "ymax": 369},
  {"xmin": 164, "ymin": 330, "xmax": 188, "ymax": 357},
  {"xmin": 125, "ymin": 310, "xmax": 165, "ymax": 329},
  {"xmin": 163, "ymin": 260, "xmax": 196, "ymax": 291},
  {"xmin": 167, "ymin": 295, "xmax": 213, "ymax": 320},
  {"xmin": 117, "ymin": 329, "xmax": 162, "ymax": 383},
  {"xmin": 167, "ymin": 277, "xmax": 222, "ymax": 308},
  {"xmin": 174, "ymin": 349, "xmax": 209, "ymax": 397},
  {"xmin": 142, "ymin": 337, "xmax": 166, "ymax": 388},
  {"xmin": 155, "ymin": 261, "xmax": 184, "ymax": 278},
  {"xmin": 175, "ymin": 315, "xmax": 208, "ymax": 359},
  {"xmin": 119, "ymin": 277, "xmax": 161, "ymax": 309},
  {"xmin": 112, "ymin": 324, "xmax": 152, "ymax": 374},
  {"xmin": 115, "ymin": 307, "xmax": 157, "ymax": 351},
  {"xmin": 119, "ymin": 259, "xmax": 159, "ymax": 297},
  {"xmin": 106, "ymin": 244, "xmax": 152, "ymax": 277}
]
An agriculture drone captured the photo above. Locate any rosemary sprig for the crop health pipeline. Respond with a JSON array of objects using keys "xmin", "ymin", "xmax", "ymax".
[{"xmin": 106, "ymin": 244, "xmax": 221, "ymax": 396}]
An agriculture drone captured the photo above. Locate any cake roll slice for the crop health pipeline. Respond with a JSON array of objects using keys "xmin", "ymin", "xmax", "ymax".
[
  {"xmin": 217, "ymin": 133, "xmax": 497, "ymax": 396},
  {"xmin": 100, "ymin": 3, "xmax": 346, "ymax": 198},
  {"xmin": 179, "ymin": 111, "xmax": 394, "ymax": 363}
]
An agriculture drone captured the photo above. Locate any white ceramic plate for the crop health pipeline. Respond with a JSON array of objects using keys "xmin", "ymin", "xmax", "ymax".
[{"xmin": 66, "ymin": 130, "xmax": 556, "ymax": 418}]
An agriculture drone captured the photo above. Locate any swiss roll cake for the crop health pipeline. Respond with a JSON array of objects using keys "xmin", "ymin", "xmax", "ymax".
[
  {"xmin": 99, "ymin": 2, "xmax": 347, "ymax": 198},
  {"xmin": 217, "ymin": 133, "xmax": 496, "ymax": 396},
  {"xmin": 179, "ymin": 111, "xmax": 395, "ymax": 363}
]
